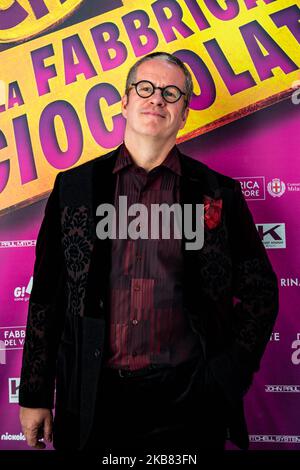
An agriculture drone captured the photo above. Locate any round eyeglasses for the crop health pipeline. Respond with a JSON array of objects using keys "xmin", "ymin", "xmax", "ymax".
[{"xmin": 130, "ymin": 80, "xmax": 186, "ymax": 103}]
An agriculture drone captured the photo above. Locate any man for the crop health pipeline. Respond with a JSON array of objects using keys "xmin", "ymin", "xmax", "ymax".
[{"xmin": 19, "ymin": 52, "xmax": 278, "ymax": 453}]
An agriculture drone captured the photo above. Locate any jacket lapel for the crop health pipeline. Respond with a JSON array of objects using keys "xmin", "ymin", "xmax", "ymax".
[
  {"xmin": 179, "ymin": 152, "xmax": 222, "ymax": 331},
  {"xmin": 84, "ymin": 147, "xmax": 119, "ymax": 317}
]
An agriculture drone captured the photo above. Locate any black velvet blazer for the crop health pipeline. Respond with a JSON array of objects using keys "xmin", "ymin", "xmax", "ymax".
[{"xmin": 19, "ymin": 146, "xmax": 279, "ymax": 450}]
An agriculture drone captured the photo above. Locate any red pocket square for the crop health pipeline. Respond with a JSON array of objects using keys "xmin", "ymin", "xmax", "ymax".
[{"xmin": 204, "ymin": 196, "xmax": 223, "ymax": 229}]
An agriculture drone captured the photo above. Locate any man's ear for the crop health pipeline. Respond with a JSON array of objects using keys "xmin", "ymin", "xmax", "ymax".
[
  {"xmin": 180, "ymin": 106, "xmax": 189, "ymax": 129},
  {"xmin": 121, "ymin": 94, "xmax": 128, "ymax": 118}
]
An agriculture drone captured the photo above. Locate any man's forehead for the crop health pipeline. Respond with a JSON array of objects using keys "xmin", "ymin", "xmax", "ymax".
[{"xmin": 135, "ymin": 59, "xmax": 185, "ymax": 86}]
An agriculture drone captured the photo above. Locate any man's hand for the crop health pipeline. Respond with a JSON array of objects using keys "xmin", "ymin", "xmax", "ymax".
[{"xmin": 19, "ymin": 407, "xmax": 53, "ymax": 449}]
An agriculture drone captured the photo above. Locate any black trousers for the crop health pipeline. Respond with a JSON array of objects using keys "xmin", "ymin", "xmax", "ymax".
[{"xmin": 86, "ymin": 358, "xmax": 228, "ymax": 453}]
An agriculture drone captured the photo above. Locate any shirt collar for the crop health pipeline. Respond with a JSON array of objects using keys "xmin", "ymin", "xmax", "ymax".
[{"xmin": 113, "ymin": 143, "xmax": 182, "ymax": 176}]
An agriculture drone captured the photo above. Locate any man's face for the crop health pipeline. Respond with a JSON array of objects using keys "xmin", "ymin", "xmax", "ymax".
[{"xmin": 121, "ymin": 59, "xmax": 189, "ymax": 141}]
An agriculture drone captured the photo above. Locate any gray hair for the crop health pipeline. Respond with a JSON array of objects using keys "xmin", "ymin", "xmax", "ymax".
[{"xmin": 125, "ymin": 52, "xmax": 193, "ymax": 108}]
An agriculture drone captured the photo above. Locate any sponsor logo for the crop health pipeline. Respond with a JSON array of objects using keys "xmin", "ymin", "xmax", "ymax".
[
  {"xmin": 291, "ymin": 335, "xmax": 300, "ymax": 365},
  {"xmin": 14, "ymin": 276, "xmax": 33, "ymax": 302},
  {"xmin": 0, "ymin": 240, "xmax": 36, "ymax": 248},
  {"xmin": 265, "ymin": 385, "xmax": 300, "ymax": 393},
  {"xmin": 1, "ymin": 433, "xmax": 25, "ymax": 441},
  {"xmin": 287, "ymin": 183, "xmax": 300, "ymax": 192},
  {"xmin": 0, "ymin": 327, "xmax": 26, "ymax": 350},
  {"xmin": 256, "ymin": 223, "xmax": 286, "ymax": 249},
  {"xmin": 249, "ymin": 435, "xmax": 300, "ymax": 443},
  {"xmin": 236, "ymin": 177, "xmax": 265, "ymax": 201},
  {"xmin": 267, "ymin": 178, "xmax": 286, "ymax": 198},
  {"xmin": 8, "ymin": 378, "xmax": 20, "ymax": 403},
  {"xmin": 267, "ymin": 178, "xmax": 300, "ymax": 197},
  {"xmin": 281, "ymin": 278, "xmax": 300, "ymax": 287},
  {"xmin": 270, "ymin": 332, "xmax": 280, "ymax": 342}
]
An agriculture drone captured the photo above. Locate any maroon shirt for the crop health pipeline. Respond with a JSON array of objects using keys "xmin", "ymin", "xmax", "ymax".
[{"xmin": 104, "ymin": 144, "xmax": 201, "ymax": 370}]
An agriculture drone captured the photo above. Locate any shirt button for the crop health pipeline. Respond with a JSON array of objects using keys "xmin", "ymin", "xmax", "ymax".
[
  {"xmin": 94, "ymin": 349, "xmax": 101, "ymax": 358},
  {"xmin": 132, "ymin": 319, "xmax": 138, "ymax": 325},
  {"xmin": 134, "ymin": 285, "xmax": 140, "ymax": 291}
]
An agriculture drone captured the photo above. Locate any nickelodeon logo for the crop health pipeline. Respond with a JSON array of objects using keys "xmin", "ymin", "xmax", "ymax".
[{"xmin": 0, "ymin": 0, "xmax": 84, "ymax": 43}]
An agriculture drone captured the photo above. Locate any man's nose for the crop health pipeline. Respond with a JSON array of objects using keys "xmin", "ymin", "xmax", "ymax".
[{"xmin": 149, "ymin": 88, "xmax": 165, "ymax": 106}]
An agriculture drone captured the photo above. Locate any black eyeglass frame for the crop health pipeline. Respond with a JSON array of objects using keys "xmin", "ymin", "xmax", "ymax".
[{"xmin": 130, "ymin": 80, "xmax": 186, "ymax": 103}]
